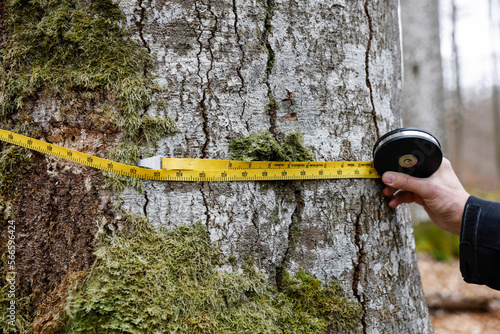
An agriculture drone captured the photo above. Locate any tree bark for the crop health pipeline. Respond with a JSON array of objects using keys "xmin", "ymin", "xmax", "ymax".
[
  {"xmin": 450, "ymin": 0, "xmax": 465, "ymax": 176},
  {"xmin": 2, "ymin": 0, "xmax": 433, "ymax": 332},
  {"xmin": 116, "ymin": 0, "xmax": 431, "ymax": 332},
  {"xmin": 489, "ymin": 0, "xmax": 500, "ymax": 182},
  {"xmin": 400, "ymin": 0, "xmax": 444, "ymax": 223},
  {"xmin": 400, "ymin": 0, "xmax": 445, "ymax": 145}
]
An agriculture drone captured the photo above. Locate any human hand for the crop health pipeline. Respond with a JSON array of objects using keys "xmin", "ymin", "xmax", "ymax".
[{"xmin": 381, "ymin": 158, "xmax": 470, "ymax": 235}]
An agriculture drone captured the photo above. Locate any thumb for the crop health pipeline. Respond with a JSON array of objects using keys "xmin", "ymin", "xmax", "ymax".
[{"xmin": 382, "ymin": 171, "xmax": 428, "ymax": 196}]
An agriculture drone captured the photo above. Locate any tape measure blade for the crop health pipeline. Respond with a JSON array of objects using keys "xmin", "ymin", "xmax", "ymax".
[
  {"xmin": 0, "ymin": 129, "xmax": 380, "ymax": 182},
  {"xmin": 0, "ymin": 128, "xmax": 164, "ymax": 180},
  {"xmin": 162, "ymin": 158, "xmax": 233, "ymax": 170}
]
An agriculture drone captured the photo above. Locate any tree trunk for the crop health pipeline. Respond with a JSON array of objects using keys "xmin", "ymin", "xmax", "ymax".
[
  {"xmin": 400, "ymin": 0, "xmax": 444, "ymax": 223},
  {"xmin": 450, "ymin": 0, "xmax": 465, "ymax": 176},
  {"xmin": 1, "ymin": 0, "xmax": 432, "ymax": 333},
  {"xmin": 489, "ymin": 0, "xmax": 500, "ymax": 182},
  {"xmin": 118, "ymin": 0, "xmax": 431, "ymax": 332},
  {"xmin": 400, "ymin": 0, "xmax": 445, "ymax": 145}
]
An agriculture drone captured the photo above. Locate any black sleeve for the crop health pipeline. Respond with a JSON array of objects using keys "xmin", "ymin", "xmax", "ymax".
[{"xmin": 460, "ymin": 196, "xmax": 500, "ymax": 291}]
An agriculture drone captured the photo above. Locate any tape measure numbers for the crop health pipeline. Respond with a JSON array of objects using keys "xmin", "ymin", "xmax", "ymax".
[
  {"xmin": 0, "ymin": 129, "xmax": 379, "ymax": 181},
  {"xmin": 1, "ymin": 127, "xmax": 443, "ymax": 181}
]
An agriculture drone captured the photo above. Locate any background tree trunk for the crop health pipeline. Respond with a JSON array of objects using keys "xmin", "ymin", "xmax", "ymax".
[
  {"xmin": 1, "ymin": 0, "xmax": 433, "ymax": 332},
  {"xmin": 489, "ymin": 0, "xmax": 500, "ymax": 181},
  {"xmin": 450, "ymin": 0, "xmax": 465, "ymax": 176},
  {"xmin": 117, "ymin": 0, "xmax": 431, "ymax": 332},
  {"xmin": 400, "ymin": 0, "xmax": 445, "ymax": 145},
  {"xmin": 400, "ymin": 0, "xmax": 444, "ymax": 223}
]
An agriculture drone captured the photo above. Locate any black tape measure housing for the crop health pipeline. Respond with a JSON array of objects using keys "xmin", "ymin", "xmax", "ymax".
[{"xmin": 373, "ymin": 128, "xmax": 442, "ymax": 178}]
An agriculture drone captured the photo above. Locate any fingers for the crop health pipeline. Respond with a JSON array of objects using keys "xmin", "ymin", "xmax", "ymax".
[
  {"xmin": 387, "ymin": 190, "xmax": 424, "ymax": 208},
  {"xmin": 382, "ymin": 170, "xmax": 429, "ymax": 199},
  {"xmin": 383, "ymin": 186, "xmax": 398, "ymax": 197}
]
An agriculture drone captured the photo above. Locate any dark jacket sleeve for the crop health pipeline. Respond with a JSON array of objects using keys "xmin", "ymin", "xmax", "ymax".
[{"xmin": 460, "ymin": 196, "xmax": 500, "ymax": 290}]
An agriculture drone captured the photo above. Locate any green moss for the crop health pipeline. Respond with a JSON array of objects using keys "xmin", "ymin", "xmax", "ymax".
[
  {"xmin": 0, "ymin": 1, "xmax": 179, "ymax": 331},
  {"xmin": 0, "ymin": 282, "xmax": 34, "ymax": 333},
  {"xmin": 228, "ymin": 254, "xmax": 237, "ymax": 264},
  {"xmin": 65, "ymin": 221, "xmax": 362, "ymax": 333},
  {"xmin": 281, "ymin": 132, "xmax": 315, "ymax": 162},
  {"xmin": 229, "ymin": 131, "xmax": 313, "ymax": 162},
  {"xmin": 279, "ymin": 270, "xmax": 363, "ymax": 333},
  {"xmin": 102, "ymin": 142, "xmax": 145, "ymax": 193},
  {"xmin": 0, "ymin": 0, "xmax": 178, "ymax": 193},
  {"xmin": 414, "ymin": 221, "xmax": 460, "ymax": 261},
  {"xmin": 263, "ymin": 96, "xmax": 279, "ymax": 115},
  {"xmin": 2, "ymin": 0, "xmax": 152, "ymax": 122},
  {"xmin": 0, "ymin": 145, "xmax": 33, "ymax": 196}
]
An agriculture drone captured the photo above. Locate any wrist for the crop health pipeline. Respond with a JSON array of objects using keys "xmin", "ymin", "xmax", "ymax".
[{"xmin": 451, "ymin": 193, "xmax": 469, "ymax": 235}]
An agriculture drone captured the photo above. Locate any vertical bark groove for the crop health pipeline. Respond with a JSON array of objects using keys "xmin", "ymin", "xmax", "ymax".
[
  {"xmin": 201, "ymin": 184, "xmax": 211, "ymax": 228},
  {"xmin": 364, "ymin": 0, "xmax": 380, "ymax": 139},
  {"xmin": 276, "ymin": 185, "xmax": 305, "ymax": 291},
  {"xmin": 135, "ymin": 0, "xmax": 151, "ymax": 54},
  {"xmin": 143, "ymin": 192, "xmax": 149, "ymax": 216},
  {"xmin": 199, "ymin": 91, "xmax": 210, "ymax": 158},
  {"xmin": 194, "ymin": 1, "xmax": 217, "ymax": 158},
  {"xmin": 232, "ymin": 0, "xmax": 246, "ymax": 96},
  {"xmin": 352, "ymin": 196, "xmax": 368, "ymax": 333},
  {"xmin": 206, "ymin": 1, "xmax": 217, "ymax": 88},
  {"xmin": 261, "ymin": 0, "xmax": 278, "ymax": 138}
]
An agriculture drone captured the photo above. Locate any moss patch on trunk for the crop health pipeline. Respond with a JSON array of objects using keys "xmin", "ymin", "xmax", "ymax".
[
  {"xmin": 0, "ymin": 0, "xmax": 178, "ymax": 192},
  {"xmin": 229, "ymin": 131, "xmax": 313, "ymax": 162},
  {"xmin": 64, "ymin": 220, "xmax": 362, "ymax": 333},
  {"xmin": 0, "ymin": 0, "xmax": 177, "ymax": 332}
]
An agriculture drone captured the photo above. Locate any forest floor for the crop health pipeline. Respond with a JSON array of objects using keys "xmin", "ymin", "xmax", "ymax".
[{"xmin": 418, "ymin": 253, "xmax": 500, "ymax": 334}]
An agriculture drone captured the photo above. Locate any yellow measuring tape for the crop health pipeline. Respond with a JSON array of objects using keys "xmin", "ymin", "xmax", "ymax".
[{"xmin": 0, "ymin": 129, "xmax": 379, "ymax": 181}]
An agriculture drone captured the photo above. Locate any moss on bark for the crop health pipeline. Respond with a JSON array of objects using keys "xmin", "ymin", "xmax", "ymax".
[
  {"xmin": 63, "ymin": 220, "xmax": 362, "ymax": 333},
  {"xmin": 229, "ymin": 131, "xmax": 313, "ymax": 162},
  {"xmin": 0, "ymin": 0, "xmax": 178, "ymax": 193},
  {"xmin": 0, "ymin": 0, "xmax": 177, "ymax": 332}
]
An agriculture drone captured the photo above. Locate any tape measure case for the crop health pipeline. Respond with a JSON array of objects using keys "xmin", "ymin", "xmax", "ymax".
[{"xmin": 372, "ymin": 128, "xmax": 442, "ymax": 178}]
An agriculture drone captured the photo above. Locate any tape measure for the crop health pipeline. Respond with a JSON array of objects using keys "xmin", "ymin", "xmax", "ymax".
[
  {"xmin": 372, "ymin": 128, "xmax": 442, "ymax": 178},
  {"xmin": 0, "ymin": 127, "xmax": 442, "ymax": 182}
]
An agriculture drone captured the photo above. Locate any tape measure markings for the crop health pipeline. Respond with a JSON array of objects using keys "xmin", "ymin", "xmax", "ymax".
[{"xmin": 0, "ymin": 129, "xmax": 380, "ymax": 181}]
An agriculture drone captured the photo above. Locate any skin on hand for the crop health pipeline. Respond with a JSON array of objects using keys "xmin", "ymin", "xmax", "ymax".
[{"xmin": 381, "ymin": 158, "xmax": 470, "ymax": 235}]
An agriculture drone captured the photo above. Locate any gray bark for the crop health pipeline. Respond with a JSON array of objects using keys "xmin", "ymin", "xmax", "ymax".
[
  {"xmin": 450, "ymin": 0, "xmax": 465, "ymax": 175},
  {"xmin": 489, "ymin": 0, "xmax": 500, "ymax": 181},
  {"xmin": 116, "ymin": 0, "xmax": 432, "ymax": 332},
  {"xmin": 400, "ymin": 0, "xmax": 445, "ymax": 142},
  {"xmin": 400, "ymin": 0, "xmax": 444, "ymax": 223}
]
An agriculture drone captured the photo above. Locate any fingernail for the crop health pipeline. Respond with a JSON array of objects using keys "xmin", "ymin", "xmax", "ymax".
[{"xmin": 382, "ymin": 173, "xmax": 395, "ymax": 185}]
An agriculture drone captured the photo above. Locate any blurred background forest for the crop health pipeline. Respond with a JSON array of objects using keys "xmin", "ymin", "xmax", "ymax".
[
  {"xmin": 402, "ymin": 1, "xmax": 500, "ymax": 332},
  {"xmin": 403, "ymin": 0, "xmax": 500, "ymax": 192}
]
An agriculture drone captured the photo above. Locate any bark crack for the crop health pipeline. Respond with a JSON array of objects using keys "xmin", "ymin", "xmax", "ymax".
[
  {"xmin": 201, "ymin": 184, "xmax": 211, "ymax": 229},
  {"xmin": 261, "ymin": 0, "xmax": 278, "ymax": 138},
  {"xmin": 206, "ymin": 1, "xmax": 217, "ymax": 88},
  {"xmin": 135, "ymin": 0, "xmax": 152, "ymax": 117},
  {"xmin": 135, "ymin": 0, "xmax": 151, "ymax": 55},
  {"xmin": 199, "ymin": 91, "xmax": 210, "ymax": 158},
  {"xmin": 143, "ymin": 190, "xmax": 149, "ymax": 216},
  {"xmin": 276, "ymin": 185, "xmax": 304, "ymax": 291},
  {"xmin": 194, "ymin": 1, "xmax": 217, "ymax": 158},
  {"xmin": 352, "ymin": 196, "xmax": 368, "ymax": 333},
  {"xmin": 364, "ymin": 0, "xmax": 380, "ymax": 139},
  {"xmin": 232, "ymin": 0, "xmax": 246, "ymax": 95},
  {"xmin": 195, "ymin": 1, "xmax": 204, "ymax": 84}
]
